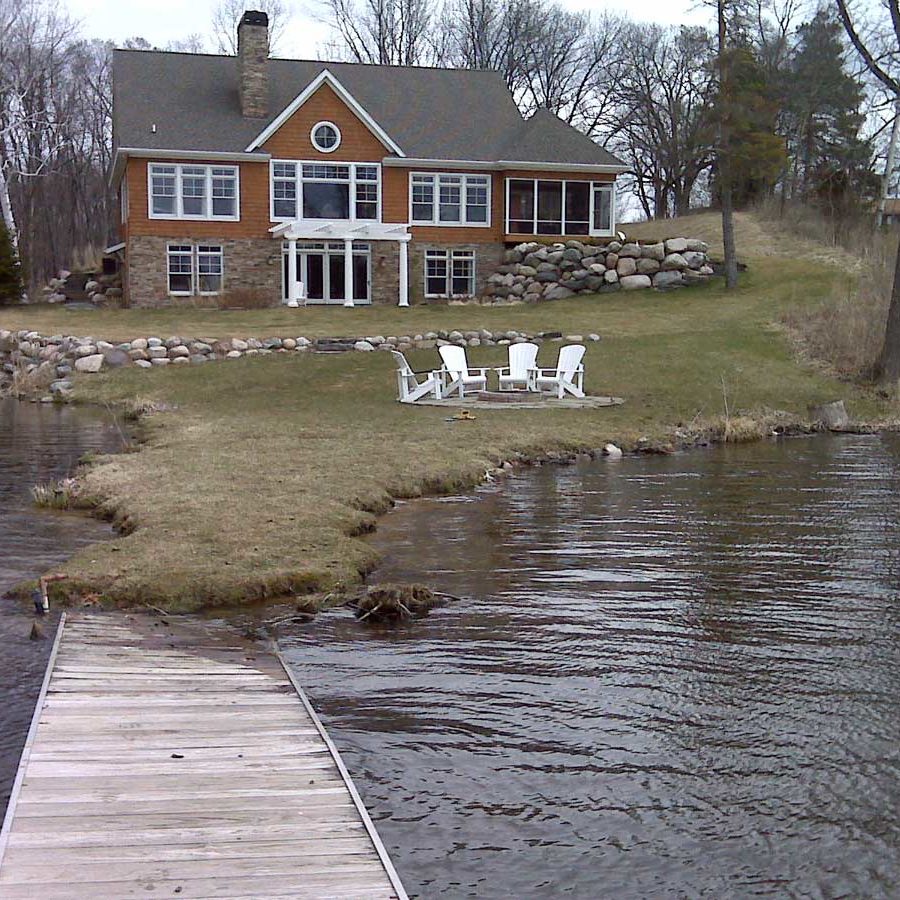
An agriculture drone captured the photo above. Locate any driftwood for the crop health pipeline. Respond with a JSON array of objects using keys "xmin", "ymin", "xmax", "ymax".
[
  {"xmin": 351, "ymin": 583, "xmax": 440, "ymax": 623},
  {"xmin": 808, "ymin": 400, "xmax": 850, "ymax": 431}
]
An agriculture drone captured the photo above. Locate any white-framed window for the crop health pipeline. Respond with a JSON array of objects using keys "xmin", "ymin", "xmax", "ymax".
[
  {"xmin": 120, "ymin": 179, "xmax": 129, "ymax": 224},
  {"xmin": 409, "ymin": 173, "xmax": 491, "ymax": 226},
  {"xmin": 270, "ymin": 160, "xmax": 381, "ymax": 222},
  {"xmin": 424, "ymin": 249, "xmax": 476, "ymax": 297},
  {"xmin": 149, "ymin": 164, "xmax": 239, "ymax": 220},
  {"xmin": 310, "ymin": 121, "xmax": 341, "ymax": 153},
  {"xmin": 167, "ymin": 243, "xmax": 224, "ymax": 295},
  {"xmin": 504, "ymin": 178, "xmax": 614, "ymax": 236}
]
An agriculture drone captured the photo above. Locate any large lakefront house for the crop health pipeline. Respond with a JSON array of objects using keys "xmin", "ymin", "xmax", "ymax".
[{"xmin": 111, "ymin": 11, "xmax": 628, "ymax": 308}]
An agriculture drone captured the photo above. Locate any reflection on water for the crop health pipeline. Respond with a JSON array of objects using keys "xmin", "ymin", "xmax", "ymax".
[
  {"xmin": 0, "ymin": 399, "xmax": 121, "ymax": 815},
  {"xmin": 280, "ymin": 434, "xmax": 900, "ymax": 899}
]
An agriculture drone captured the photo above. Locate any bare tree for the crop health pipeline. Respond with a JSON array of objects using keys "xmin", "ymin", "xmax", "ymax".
[
  {"xmin": 836, "ymin": 0, "xmax": 900, "ymax": 381},
  {"xmin": 319, "ymin": 0, "xmax": 436, "ymax": 65},
  {"xmin": 212, "ymin": 0, "xmax": 290, "ymax": 55}
]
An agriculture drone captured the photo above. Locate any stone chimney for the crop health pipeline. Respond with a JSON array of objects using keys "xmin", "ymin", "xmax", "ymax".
[{"xmin": 238, "ymin": 10, "xmax": 269, "ymax": 118}]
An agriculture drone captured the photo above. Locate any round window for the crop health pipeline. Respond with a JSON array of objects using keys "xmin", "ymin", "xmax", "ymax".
[{"xmin": 311, "ymin": 121, "xmax": 341, "ymax": 153}]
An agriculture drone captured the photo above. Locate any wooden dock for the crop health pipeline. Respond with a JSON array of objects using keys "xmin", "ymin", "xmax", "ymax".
[{"xmin": 0, "ymin": 613, "xmax": 407, "ymax": 899}]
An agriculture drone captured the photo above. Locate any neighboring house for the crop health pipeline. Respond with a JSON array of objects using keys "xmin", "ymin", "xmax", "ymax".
[
  {"xmin": 111, "ymin": 10, "xmax": 627, "ymax": 308},
  {"xmin": 882, "ymin": 198, "xmax": 900, "ymax": 226}
]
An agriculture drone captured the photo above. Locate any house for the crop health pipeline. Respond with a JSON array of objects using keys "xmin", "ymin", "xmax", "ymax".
[
  {"xmin": 111, "ymin": 10, "xmax": 627, "ymax": 308},
  {"xmin": 882, "ymin": 198, "xmax": 900, "ymax": 226}
]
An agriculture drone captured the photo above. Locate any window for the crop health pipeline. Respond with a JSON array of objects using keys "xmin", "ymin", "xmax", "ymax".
[
  {"xmin": 270, "ymin": 161, "xmax": 380, "ymax": 221},
  {"xmin": 310, "ymin": 121, "xmax": 341, "ymax": 153},
  {"xmin": 197, "ymin": 245, "xmax": 223, "ymax": 294},
  {"xmin": 149, "ymin": 164, "xmax": 239, "ymax": 220},
  {"xmin": 167, "ymin": 244, "xmax": 194, "ymax": 294},
  {"xmin": 424, "ymin": 249, "xmax": 476, "ymax": 297},
  {"xmin": 505, "ymin": 177, "xmax": 614, "ymax": 236},
  {"xmin": 120, "ymin": 180, "xmax": 129, "ymax": 224},
  {"xmin": 167, "ymin": 244, "xmax": 224, "ymax": 295},
  {"xmin": 409, "ymin": 173, "xmax": 491, "ymax": 226}
]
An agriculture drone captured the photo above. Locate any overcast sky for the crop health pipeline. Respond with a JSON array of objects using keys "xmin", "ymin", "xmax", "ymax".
[{"xmin": 67, "ymin": 0, "xmax": 711, "ymax": 57}]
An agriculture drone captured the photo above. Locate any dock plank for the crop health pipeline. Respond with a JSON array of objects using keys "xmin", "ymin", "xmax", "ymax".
[{"xmin": 0, "ymin": 614, "xmax": 407, "ymax": 899}]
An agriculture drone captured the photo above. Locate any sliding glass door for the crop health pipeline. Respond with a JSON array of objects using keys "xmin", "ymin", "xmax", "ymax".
[{"xmin": 282, "ymin": 242, "xmax": 371, "ymax": 304}]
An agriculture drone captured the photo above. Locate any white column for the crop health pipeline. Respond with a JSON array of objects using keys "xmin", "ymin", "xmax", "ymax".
[
  {"xmin": 287, "ymin": 237, "xmax": 298, "ymax": 305},
  {"xmin": 343, "ymin": 238, "xmax": 355, "ymax": 307},
  {"xmin": 398, "ymin": 239, "xmax": 409, "ymax": 307}
]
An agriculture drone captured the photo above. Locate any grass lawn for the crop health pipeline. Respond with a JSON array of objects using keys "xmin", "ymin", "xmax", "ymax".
[{"xmin": 5, "ymin": 213, "xmax": 895, "ymax": 610}]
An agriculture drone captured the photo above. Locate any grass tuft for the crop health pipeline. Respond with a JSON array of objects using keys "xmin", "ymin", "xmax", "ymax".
[{"xmin": 31, "ymin": 478, "xmax": 79, "ymax": 509}]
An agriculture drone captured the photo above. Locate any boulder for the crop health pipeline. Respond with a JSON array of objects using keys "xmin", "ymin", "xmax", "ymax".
[
  {"xmin": 665, "ymin": 237, "xmax": 689, "ymax": 253},
  {"xmin": 231, "ymin": 338, "xmax": 249, "ymax": 351},
  {"xmin": 49, "ymin": 379, "xmax": 73, "ymax": 394},
  {"xmin": 686, "ymin": 239, "xmax": 709, "ymax": 253},
  {"xmin": 151, "ymin": 357, "xmax": 170, "ymax": 366},
  {"xmin": 546, "ymin": 250, "xmax": 565, "ymax": 264},
  {"xmin": 700, "ymin": 265, "xmax": 715, "ymax": 276},
  {"xmin": 562, "ymin": 247, "xmax": 582, "ymax": 262},
  {"xmin": 282, "ymin": 338, "xmax": 297, "ymax": 350},
  {"xmin": 133, "ymin": 359, "xmax": 152, "ymax": 369},
  {"xmin": 653, "ymin": 270, "xmax": 684, "ymax": 289},
  {"xmin": 606, "ymin": 253, "xmax": 619, "ymax": 269},
  {"xmin": 641, "ymin": 242, "xmax": 666, "ymax": 261},
  {"xmin": 131, "ymin": 338, "xmax": 148, "ymax": 350},
  {"xmin": 354, "ymin": 340, "xmax": 375, "ymax": 351},
  {"xmin": 148, "ymin": 347, "xmax": 168, "ymax": 359},
  {"xmin": 517, "ymin": 264, "xmax": 537, "ymax": 277},
  {"xmin": 74, "ymin": 354, "xmax": 104, "ymax": 373},
  {"xmin": 636, "ymin": 258, "xmax": 661, "ymax": 275},
  {"xmin": 616, "ymin": 258, "xmax": 637, "ymax": 277},
  {"xmin": 683, "ymin": 251, "xmax": 706, "ymax": 269},
  {"xmin": 172, "ymin": 356, "xmax": 190, "ymax": 365},
  {"xmin": 588, "ymin": 263, "xmax": 606, "ymax": 274},
  {"xmin": 543, "ymin": 284, "xmax": 575, "ymax": 301},
  {"xmin": 619, "ymin": 242, "xmax": 641, "ymax": 258},
  {"xmin": 102, "ymin": 349, "xmax": 131, "ymax": 368},
  {"xmin": 662, "ymin": 253, "xmax": 688, "ymax": 270},
  {"xmin": 168, "ymin": 345, "xmax": 190, "ymax": 358},
  {"xmin": 620, "ymin": 274, "xmax": 652, "ymax": 291},
  {"xmin": 603, "ymin": 269, "xmax": 619, "ymax": 284},
  {"xmin": 585, "ymin": 275, "xmax": 604, "ymax": 291}
]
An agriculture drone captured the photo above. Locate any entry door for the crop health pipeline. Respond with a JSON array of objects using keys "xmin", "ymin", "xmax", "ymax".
[{"xmin": 302, "ymin": 253, "xmax": 325, "ymax": 301}]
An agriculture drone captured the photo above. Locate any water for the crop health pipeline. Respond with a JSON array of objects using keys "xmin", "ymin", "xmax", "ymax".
[
  {"xmin": 279, "ymin": 434, "xmax": 900, "ymax": 899},
  {"xmin": 0, "ymin": 398, "xmax": 122, "ymax": 814}
]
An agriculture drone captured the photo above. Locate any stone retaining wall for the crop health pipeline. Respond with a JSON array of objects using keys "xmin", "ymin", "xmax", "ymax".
[
  {"xmin": 0, "ymin": 327, "xmax": 601, "ymax": 400},
  {"xmin": 484, "ymin": 237, "xmax": 714, "ymax": 302}
]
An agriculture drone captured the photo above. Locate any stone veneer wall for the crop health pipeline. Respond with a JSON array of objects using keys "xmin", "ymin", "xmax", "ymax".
[
  {"xmin": 126, "ymin": 236, "xmax": 281, "ymax": 309},
  {"xmin": 407, "ymin": 242, "xmax": 505, "ymax": 305}
]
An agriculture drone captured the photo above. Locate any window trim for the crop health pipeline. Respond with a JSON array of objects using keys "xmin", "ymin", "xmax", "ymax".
[
  {"xmin": 166, "ymin": 243, "xmax": 224, "ymax": 297},
  {"xmin": 148, "ymin": 163, "xmax": 240, "ymax": 222},
  {"xmin": 310, "ymin": 120, "xmax": 342, "ymax": 154},
  {"xmin": 407, "ymin": 172, "xmax": 491, "ymax": 228},
  {"xmin": 269, "ymin": 160, "xmax": 382, "ymax": 223},
  {"xmin": 423, "ymin": 248, "xmax": 476, "ymax": 298},
  {"xmin": 504, "ymin": 177, "xmax": 614, "ymax": 237}
]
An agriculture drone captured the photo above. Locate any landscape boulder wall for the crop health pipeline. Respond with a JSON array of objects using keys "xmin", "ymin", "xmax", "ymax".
[{"xmin": 484, "ymin": 238, "xmax": 714, "ymax": 302}]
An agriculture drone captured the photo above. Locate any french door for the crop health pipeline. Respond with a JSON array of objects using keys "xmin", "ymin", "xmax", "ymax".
[{"xmin": 282, "ymin": 241, "xmax": 371, "ymax": 304}]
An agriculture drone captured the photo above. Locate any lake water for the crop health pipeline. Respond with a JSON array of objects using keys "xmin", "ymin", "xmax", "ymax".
[
  {"xmin": 0, "ymin": 398, "xmax": 121, "ymax": 814},
  {"xmin": 279, "ymin": 434, "xmax": 900, "ymax": 899}
]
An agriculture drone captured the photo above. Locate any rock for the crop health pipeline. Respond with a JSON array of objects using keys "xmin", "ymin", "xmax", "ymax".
[
  {"xmin": 641, "ymin": 242, "xmax": 666, "ymax": 261},
  {"xmin": 543, "ymin": 284, "xmax": 575, "ymax": 301},
  {"xmin": 653, "ymin": 270, "xmax": 684, "ymax": 289},
  {"xmin": 665, "ymin": 237, "xmax": 689, "ymax": 253},
  {"xmin": 686, "ymin": 239, "xmax": 709, "ymax": 253},
  {"xmin": 74, "ymin": 354, "xmax": 104, "ymax": 373},
  {"xmin": 282, "ymin": 338, "xmax": 297, "ymax": 350},
  {"xmin": 535, "ymin": 271, "xmax": 558, "ymax": 283},
  {"xmin": 545, "ymin": 250, "xmax": 565, "ymax": 264},
  {"xmin": 585, "ymin": 275, "xmax": 604, "ymax": 291},
  {"xmin": 168, "ymin": 345, "xmax": 190, "ymax": 358},
  {"xmin": 616, "ymin": 257, "xmax": 637, "ymax": 277},
  {"xmin": 147, "ymin": 337, "xmax": 163, "ymax": 348},
  {"xmin": 588, "ymin": 263, "xmax": 606, "ymax": 274},
  {"xmin": 604, "ymin": 443, "xmax": 624, "ymax": 458},
  {"xmin": 808, "ymin": 399, "xmax": 850, "ymax": 430},
  {"xmin": 699, "ymin": 265, "xmax": 714, "ymax": 276},
  {"xmin": 518, "ymin": 264, "xmax": 537, "ymax": 277},
  {"xmin": 603, "ymin": 269, "xmax": 619, "ymax": 284},
  {"xmin": 226, "ymin": 350, "xmax": 242, "ymax": 359},
  {"xmin": 105, "ymin": 287, "xmax": 123, "ymax": 297},
  {"xmin": 467, "ymin": 337, "xmax": 481, "ymax": 347},
  {"xmin": 84, "ymin": 280, "xmax": 100, "ymax": 293},
  {"xmin": 637, "ymin": 258, "xmax": 661, "ymax": 275},
  {"xmin": 102, "ymin": 349, "xmax": 131, "ymax": 368},
  {"xmin": 588, "ymin": 333, "xmax": 601, "ymax": 342},
  {"xmin": 74, "ymin": 344, "xmax": 97, "ymax": 358},
  {"xmin": 96, "ymin": 340, "xmax": 114, "ymax": 352},
  {"xmin": 607, "ymin": 241, "xmax": 622, "ymax": 253},
  {"xmin": 562, "ymin": 248, "xmax": 582, "ymax": 262},
  {"xmin": 148, "ymin": 347, "xmax": 168, "ymax": 359},
  {"xmin": 172, "ymin": 356, "xmax": 190, "ymax": 365},
  {"xmin": 606, "ymin": 253, "xmax": 619, "ymax": 268},
  {"xmin": 131, "ymin": 338, "xmax": 148, "ymax": 350},
  {"xmin": 565, "ymin": 334, "xmax": 583, "ymax": 342},
  {"xmin": 354, "ymin": 340, "xmax": 375, "ymax": 351},
  {"xmin": 662, "ymin": 253, "xmax": 688, "ymax": 270},
  {"xmin": 151, "ymin": 357, "xmax": 170, "ymax": 366},
  {"xmin": 683, "ymin": 251, "xmax": 706, "ymax": 269},
  {"xmin": 620, "ymin": 274, "xmax": 652, "ymax": 291},
  {"xmin": 133, "ymin": 359, "xmax": 152, "ymax": 369},
  {"xmin": 505, "ymin": 248, "xmax": 524, "ymax": 264},
  {"xmin": 49, "ymin": 379, "xmax": 73, "ymax": 394},
  {"xmin": 619, "ymin": 242, "xmax": 641, "ymax": 258},
  {"xmin": 190, "ymin": 354, "xmax": 208, "ymax": 364},
  {"xmin": 231, "ymin": 338, "xmax": 249, "ymax": 351}
]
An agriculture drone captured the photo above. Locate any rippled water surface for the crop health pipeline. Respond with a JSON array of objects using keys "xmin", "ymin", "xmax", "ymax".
[
  {"xmin": 0, "ymin": 398, "xmax": 121, "ymax": 813},
  {"xmin": 280, "ymin": 434, "xmax": 900, "ymax": 899}
]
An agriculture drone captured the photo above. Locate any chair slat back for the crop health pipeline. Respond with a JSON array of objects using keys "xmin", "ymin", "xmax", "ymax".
[
  {"xmin": 507, "ymin": 342, "xmax": 539, "ymax": 378},
  {"xmin": 391, "ymin": 350, "xmax": 412, "ymax": 375},
  {"xmin": 557, "ymin": 344, "xmax": 585, "ymax": 379},
  {"xmin": 439, "ymin": 345, "xmax": 468, "ymax": 379}
]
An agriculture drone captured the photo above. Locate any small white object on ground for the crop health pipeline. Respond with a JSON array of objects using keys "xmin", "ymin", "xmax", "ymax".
[{"xmin": 604, "ymin": 443, "xmax": 624, "ymax": 459}]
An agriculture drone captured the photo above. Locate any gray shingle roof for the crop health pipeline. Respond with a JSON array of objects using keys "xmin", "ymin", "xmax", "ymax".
[{"xmin": 112, "ymin": 50, "xmax": 625, "ymax": 168}]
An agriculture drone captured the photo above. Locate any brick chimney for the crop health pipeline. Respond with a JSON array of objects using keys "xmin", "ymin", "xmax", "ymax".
[{"xmin": 238, "ymin": 10, "xmax": 269, "ymax": 118}]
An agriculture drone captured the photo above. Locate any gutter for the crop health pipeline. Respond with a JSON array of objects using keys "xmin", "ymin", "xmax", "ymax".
[
  {"xmin": 108, "ymin": 147, "xmax": 271, "ymax": 187},
  {"xmin": 381, "ymin": 157, "xmax": 629, "ymax": 174}
]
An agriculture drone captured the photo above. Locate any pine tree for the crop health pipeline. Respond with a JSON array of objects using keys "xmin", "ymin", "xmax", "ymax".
[{"xmin": 0, "ymin": 222, "xmax": 24, "ymax": 305}]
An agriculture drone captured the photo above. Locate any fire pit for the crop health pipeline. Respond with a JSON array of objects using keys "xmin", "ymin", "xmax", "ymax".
[{"xmin": 476, "ymin": 391, "xmax": 545, "ymax": 403}]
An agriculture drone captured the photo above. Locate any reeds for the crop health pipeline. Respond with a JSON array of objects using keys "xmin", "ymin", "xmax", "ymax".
[{"xmin": 31, "ymin": 477, "xmax": 79, "ymax": 509}]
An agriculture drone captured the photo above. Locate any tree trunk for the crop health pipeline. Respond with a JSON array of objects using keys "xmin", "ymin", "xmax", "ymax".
[
  {"xmin": 717, "ymin": 0, "xmax": 739, "ymax": 289},
  {"xmin": 0, "ymin": 167, "xmax": 19, "ymax": 251},
  {"xmin": 877, "ymin": 99, "xmax": 900, "ymax": 228},
  {"xmin": 877, "ymin": 241, "xmax": 900, "ymax": 383}
]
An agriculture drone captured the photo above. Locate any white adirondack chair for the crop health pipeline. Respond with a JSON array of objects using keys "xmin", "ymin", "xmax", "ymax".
[
  {"xmin": 529, "ymin": 344, "xmax": 586, "ymax": 398},
  {"xmin": 438, "ymin": 345, "xmax": 489, "ymax": 397},
  {"xmin": 391, "ymin": 351, "xmax": 442, "ymax": 403},
  {"xmin": 495, "ymin": 342, "xmax": 539, "ymax": 391}
]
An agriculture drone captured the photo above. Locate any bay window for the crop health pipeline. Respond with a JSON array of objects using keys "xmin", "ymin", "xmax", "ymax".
[
  {"xmin": 425, "ymin": 249, "xmax": 476, "ymax": 297},
  {"xmin": 149, "ymin": 164, "xmax": 238, "ymax": 220},
  {"xmin": 167, "ymin": 243, "xmax": 223, "ymax": 296},
  {"xmin": 270, "ymin": 161, "xmax": 380, "ymax": 221},
  {"xmin": 506, "ymin": 178, "xmax": 614, "ymax": 236},
  {"xmin": 410, "ymin": 173, "xmax": 491, "ymax": 226}
]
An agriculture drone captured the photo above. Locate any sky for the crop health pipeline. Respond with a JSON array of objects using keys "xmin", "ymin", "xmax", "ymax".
[{"xmin": 66, "ymin": 0, "xmax": 712, "ymax": 57}]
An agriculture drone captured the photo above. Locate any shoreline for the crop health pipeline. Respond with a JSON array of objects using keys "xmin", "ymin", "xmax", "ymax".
[{"xmin": 5, "ymin": 391, "xmax": 895, "ymax": 614}]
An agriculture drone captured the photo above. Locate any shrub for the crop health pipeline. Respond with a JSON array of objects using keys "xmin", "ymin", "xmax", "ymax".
[{"xmin": 216, "ymin": 287, "xmax": 274, "ymax": 310}]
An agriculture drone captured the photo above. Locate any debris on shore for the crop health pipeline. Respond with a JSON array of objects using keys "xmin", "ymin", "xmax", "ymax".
[{"xmin": 352, "ymin": 583, "xmax": 440, "ymax": 623}]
